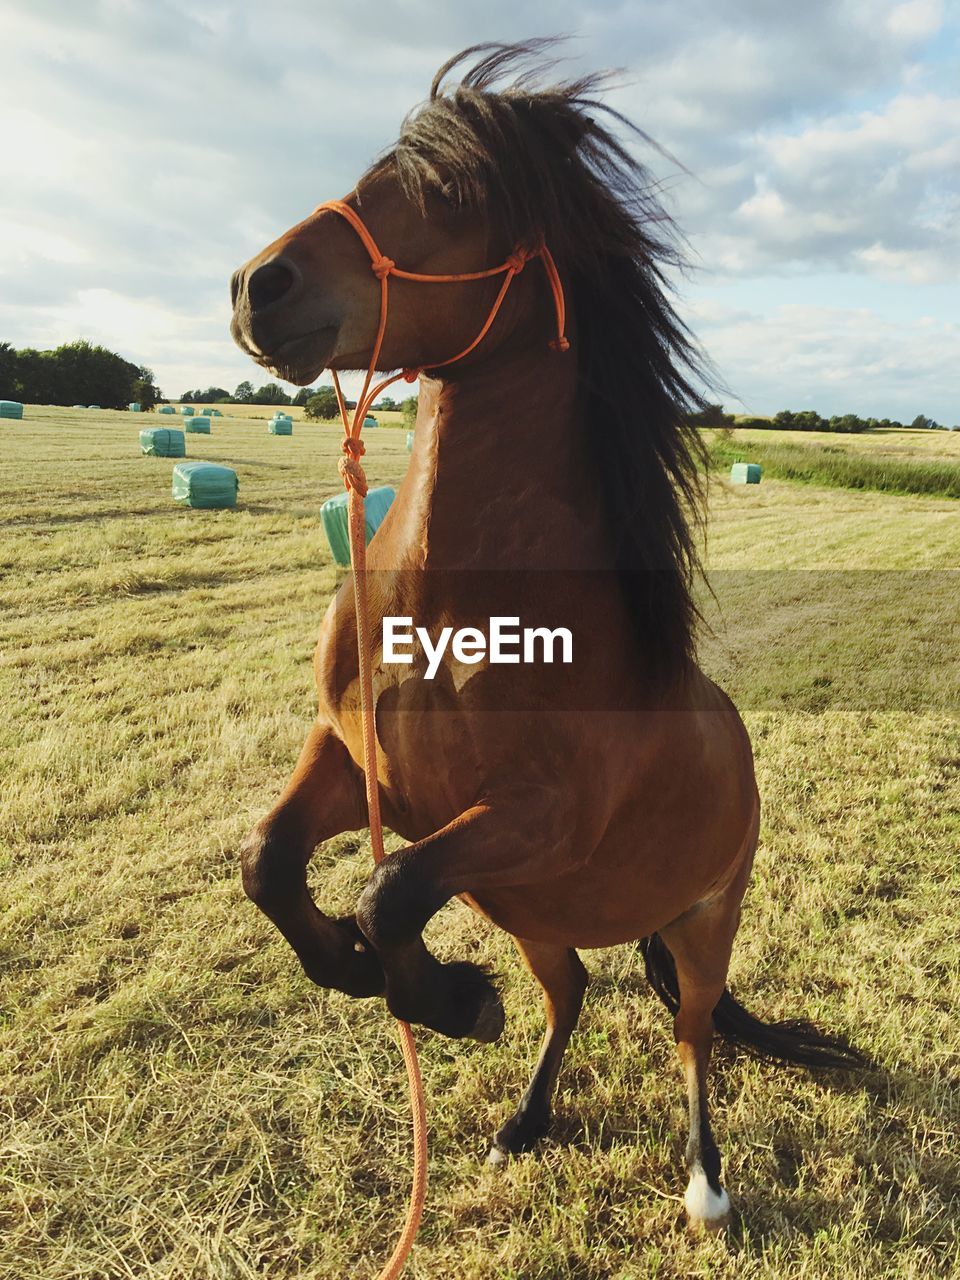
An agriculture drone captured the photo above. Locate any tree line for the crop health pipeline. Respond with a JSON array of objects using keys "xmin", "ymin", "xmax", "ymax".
[
  {"xmin": 688, "ymin": 404, "xmax": 952, "ymax": 433},
  {"xmin": 303, "ymin": 387, "xmax": 418, "ymax": 422},
  {"xmin": 1, "ymin": 340, "xmax": 161, "ymax": 409}
]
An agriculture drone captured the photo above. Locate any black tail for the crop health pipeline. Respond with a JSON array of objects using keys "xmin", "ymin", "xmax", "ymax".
[{"xmin": 640, "ymin": 933, "xmax": 866, "ymax": 1070}]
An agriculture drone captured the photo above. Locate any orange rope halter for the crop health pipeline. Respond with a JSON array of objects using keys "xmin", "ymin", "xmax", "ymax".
[{"xmin": 316, "ymin": 197, "xmax": 569, "ymax": 1280}]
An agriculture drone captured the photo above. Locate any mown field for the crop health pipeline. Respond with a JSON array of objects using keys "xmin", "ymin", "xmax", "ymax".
[
  {"xmin": 170, "ymin": 402, "xmax": 406, "ymax": 425},
  {"xmin": 1, "ymin": 408, "xmax": 958, "ymax": 1279}
]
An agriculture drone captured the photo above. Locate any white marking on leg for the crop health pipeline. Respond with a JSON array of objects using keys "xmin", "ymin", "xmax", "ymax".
[{"xmin": 684, "ymin": 1164, "xmax": 730, "ymax": 1225}]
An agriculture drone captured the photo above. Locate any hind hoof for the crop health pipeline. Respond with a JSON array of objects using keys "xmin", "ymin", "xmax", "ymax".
[{"xmin": 684, "ymin": 1169, "xmax": 731, "ymax": 1235}]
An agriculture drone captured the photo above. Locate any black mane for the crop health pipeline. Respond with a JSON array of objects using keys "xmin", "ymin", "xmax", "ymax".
[{"xmin": 373, "ymin": 40, "xmax": 710, "ymax": 677}]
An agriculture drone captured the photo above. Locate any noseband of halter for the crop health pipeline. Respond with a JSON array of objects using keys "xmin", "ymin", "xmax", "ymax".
[{"xmin": 312, "ymin": 199, "xmax": 569, "ymax": 496}]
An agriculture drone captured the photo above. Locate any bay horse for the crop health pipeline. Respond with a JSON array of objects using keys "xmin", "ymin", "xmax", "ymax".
[{"xmin": 230, "ymin": 42, "xmax": 859, "ymax": 1232}]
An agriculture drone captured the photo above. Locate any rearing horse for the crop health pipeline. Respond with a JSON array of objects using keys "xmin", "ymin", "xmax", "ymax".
[{"xmin": 230, "ymin": 43, "xmax": 858, "ymax": 1232}]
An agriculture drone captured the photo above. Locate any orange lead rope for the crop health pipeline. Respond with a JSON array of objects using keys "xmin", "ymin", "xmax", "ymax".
[
  {"xmin": 345, "ymin": 481, "xmax": 428, "ymax": 1280},
  {"xmin": 323, "ymin": 197, "xmax": 568, "ymax": 1279}
]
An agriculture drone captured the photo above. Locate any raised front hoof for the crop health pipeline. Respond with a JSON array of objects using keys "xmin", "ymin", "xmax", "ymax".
[
  {"xmin": 684, "ymin": 1169, "xmax": 731, "ymax": 1236},
  {"xmin": 488, "ymin": 1109, "xmax": 551, "ymax": 1165},
  {"xmin": 300, "ymin": 916, "xmax": 385, "ymax": 999},
  {"xmin": 388, "ymin": 961, "xmax": 504, "ymax": 1043}
]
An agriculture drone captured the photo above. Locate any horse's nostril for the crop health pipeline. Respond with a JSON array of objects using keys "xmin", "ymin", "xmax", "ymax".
[
  {"xmin": 247, "ymin": 259, "xmax": 297, "ymax": 312},
  {"xmin": 230, "ymin": 268, "xmax": 242, "ymax": 309}
]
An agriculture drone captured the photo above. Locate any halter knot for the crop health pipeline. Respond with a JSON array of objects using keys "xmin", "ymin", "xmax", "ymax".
[
  {"xmin": 372, "ymin": 256, "xmax": 395, "ymax": 280},
  {"xmin": 549, "ymin": 335, "xmax": 571, "ymax": 353},
  {"xmin": 401, "ymin": 368, "xmax": 421, "ymax": 383},
  {"xmin": 337, "ymin": 453, "xmax": 368, "ymax": 496},
  {"xmin": 505, "ymin": 249, "xmax": 528, "ymax": 274},
  {"xmin": 341, "ymin": 435, "xmax": 366, "ymax": 460}
]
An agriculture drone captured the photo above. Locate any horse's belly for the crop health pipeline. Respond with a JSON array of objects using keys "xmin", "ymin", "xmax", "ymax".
[{"xmin": 465, "ymin": 717, "xmax": 759, "ymax": 948}]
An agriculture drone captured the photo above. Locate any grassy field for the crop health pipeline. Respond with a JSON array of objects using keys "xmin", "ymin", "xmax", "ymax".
[
  {"xmin": 724, "ymin": 424, "xmax": 960, "ymax": 464},
  {"xmin": 1, "ymin": 408, "xmax": 958, "ymax": 1279},
  {"xmin": 708, "ymin": 427, "xmax": 960, "ymax": 500}
]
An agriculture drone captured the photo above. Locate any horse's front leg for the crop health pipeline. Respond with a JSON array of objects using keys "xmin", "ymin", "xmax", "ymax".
[
  {"xmin": 242, "ymin": 720, "xmax": 384, "ymax": 998},
  {"xmin": 355, "ymin": 794, "xmax": 570, "ymax": 1042}
]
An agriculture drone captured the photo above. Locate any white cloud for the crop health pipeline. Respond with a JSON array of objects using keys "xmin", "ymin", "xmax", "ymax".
[
  {"xmin": 0, "ymin": 0, "xmax": 956, "ymax": 417},
  {"xmin": 887, "ymin": 0, "xmax": 944, "ymax": 38},
  {"xmin": 686, "ymin": 297, "xmax": 959, "ymax": 420}
]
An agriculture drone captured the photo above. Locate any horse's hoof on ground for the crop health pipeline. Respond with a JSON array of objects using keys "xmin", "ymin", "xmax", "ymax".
[
  {"xmin": 486, "ymin": 1144, "xmax": 509, "ymax": 1168},
  {"xmin": 492, "ymin": 1107, "xmax": 550, "ymax": 1157},
  {"xmin": 684, "ymin": 1169, "xmax": 731, "ymax": 1235}
]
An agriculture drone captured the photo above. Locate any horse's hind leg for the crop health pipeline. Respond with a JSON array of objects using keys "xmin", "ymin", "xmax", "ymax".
[
  {"xmin": 241, "ymin": 720, "xmax": 384, "ymax": 998},
  {"xmin": 488, "ymin": 939, "xmax": 588, "ymax": 1165},
  {"xmin": 658, "ymin": 889, "xmax": 744, "ymax": 1234}
]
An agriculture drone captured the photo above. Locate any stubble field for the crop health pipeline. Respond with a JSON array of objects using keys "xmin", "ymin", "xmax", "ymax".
[{"xmin": 1, "ymin": 408, "xmax": 958, "ymax": 1279}]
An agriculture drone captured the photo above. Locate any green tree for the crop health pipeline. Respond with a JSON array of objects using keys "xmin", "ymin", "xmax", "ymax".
[
  {"xmin": 233, "ymin": 380, "xmax": 254, "ymax": 403},
  {"xmin": 375, "ymin": 395, "xmax": 398, "ymax": 411},
  {"xmin": 187, "ymin": 385, "xmax": 230, "ymax": 404},
  {"xmin": 253, "ymin": 382, "xmax": 292, "ymax": 405},
  {"xmin": 0, "ymin": 341, "xmax": 17, "ymax": 398},
  {"xmin": 400, "ymin": 395, "xmax": 418, "ymax": 427},
  {"xmin": 132, "ymin": 366, "xmax": 162, "ymax": 411},
  {"xmin": 292, "ymin": 386, "xmax": 316, "ymax": 406},
  {"xmin": 304, "ymin": 386, "xmax": 340, "ymax": 420}
]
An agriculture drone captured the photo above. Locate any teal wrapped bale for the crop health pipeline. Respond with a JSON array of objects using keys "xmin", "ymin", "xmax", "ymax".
[
  {"xmin": 363, "ymin": 415, "xmax": 378, "ymax": 428},
  {"xmin": 208, "ymin": 408, "xmax": 222, "ymax": 416},
  {"xmin": 186, "ymin": 416, "xmax": 211, "ymax": 433},
  {"xmin": 321, "ymin": 485, "xmax": 395, "ymax": 566},
  {"xmin": 128, "ymin": 402, "xmax": 141, "ymax": 412},
  {"xmin": 179, "ymin": 406, "xmax": 195, "ymax": 417},
  {"xmin": 730, "ymin": 462, "xmax": 762, "ymax": 485},
  {"xmin": 268, "ymin": 418, "xmax": 293, "ymax": 435},
  {"xmin": 87, "ymin": 404, "xmax": 100, "ymax": 410},
  {"xmin": 140, "ymin": 427, "xmax": 186, "ymax": 457},
  {"xmin": 0, "ymin": 400, "xmax": 24, "ymax": 419},
  {"xmin": 158, "ymin": 405, "xmax": 175, "ymax": 414},
  {"xmin": 172, "ymin": 461, "xmax": 238, "ymax": 509},
  {"xmin": 72, "ymin": 403, "xmax": 85, "ymax": 409},
  {"xmin": 405, "ymin": 430, "xmax": 414, "ymax": 452}
]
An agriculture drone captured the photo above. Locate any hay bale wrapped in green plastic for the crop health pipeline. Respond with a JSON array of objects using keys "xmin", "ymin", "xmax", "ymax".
[
  {"xmin": 140, "ymin": 428, "xmax": 186, "ymax": 457},
  {"xmin": 158, "ymin": 405, "xmax": 176, "ymax": 414},
  {"xmin": 268, "ymin": 417, "xmax": 293, "ymax": 435},
  {"xmin": 128, "ymin": 402, "xmax": 141, "ymax": 412},
  {"xmin": 186, "ymin": 416, "xmax": 211, "ymax": 433},
  {"xmin": 0, "ymin": 401, "xmax": 24, "ymax": 419},
  {"xmin": 405, "ymin": 430, "xmax": 414, "ymax": 452},
  {"xmin": 730, "ymin": 462, "xmax": 762, "ymax": 485},
  {"xmin": 363, "ymin": 415, "xmax": 378, "ymax": 429},
  {"xmin": 179, "ymin": 406, "xmax": 195, "ymax": 417},
  {"xmin": 172, "ymin": 461, "xmax": 238, "ymax": 509},
  {"xmin": 321, "ymin": 485, "xmax": 395, "ymax": 566}
]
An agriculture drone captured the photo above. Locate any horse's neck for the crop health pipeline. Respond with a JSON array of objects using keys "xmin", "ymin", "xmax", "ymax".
[{"xmin": 398, "ymin": 346, "xmax": 603, "ymax": 570}]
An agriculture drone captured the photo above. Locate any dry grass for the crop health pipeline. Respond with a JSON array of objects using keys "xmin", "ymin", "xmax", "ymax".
[
  {"xmin": 1, "ymin": 408, "xmax": 958, "ymax": 1278},
  {"xmin": 164, "ymin": 403, "xmax": 406, "ymax": 424}
]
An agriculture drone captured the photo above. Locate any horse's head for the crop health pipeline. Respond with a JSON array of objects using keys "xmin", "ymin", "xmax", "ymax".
[{"xmin": 229, "ymin": 157, "xmax": 525, "ymax": 387}]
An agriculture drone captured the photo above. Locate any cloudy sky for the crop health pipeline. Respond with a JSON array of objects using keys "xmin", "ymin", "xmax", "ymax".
[{"xmin": 1, "ymin": 0, "xmax": 957, "ymax": 421}]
